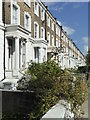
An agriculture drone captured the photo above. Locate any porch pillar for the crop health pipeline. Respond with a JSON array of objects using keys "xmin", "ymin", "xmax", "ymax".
[
  {"xmin": 5, "ymin": 37, "xmax": 9, "ymax": 70},
  {"xmin": 39, "ymin": 48, "xmax": 42, "ymax": 63},
  {"xmin": 13, "ymin": 37, "xmax": 20, "ymax": 77},
  {"xmin": 15, "ymin": 37, "xmax": 19, "ymax": 69},
  {"xmin": 45, "ymin": 48, "xmax": 47, "ymax": 61}
]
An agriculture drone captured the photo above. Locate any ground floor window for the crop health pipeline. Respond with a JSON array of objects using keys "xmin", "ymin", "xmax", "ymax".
[{"xmin": 34, "ymin": 47, "xmax": 40, "ymax": 63}]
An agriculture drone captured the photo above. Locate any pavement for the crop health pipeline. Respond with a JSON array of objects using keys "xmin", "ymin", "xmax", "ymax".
[
  {"xmin": 80, "ymin": 98, "xmax": 88, "ymax": 118},
  {"xmin": 41, "ymin": 100, "xmax": 74, "ymax": 119},
  {"xmin": 80, "ymin": 86, "xmax": 90, "ymax": 119}
]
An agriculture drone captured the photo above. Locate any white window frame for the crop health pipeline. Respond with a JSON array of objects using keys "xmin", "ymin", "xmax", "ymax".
[
  {"xmin": 52, "ymin": 22, "xmax": 54, "ymax": 31},
  {"xmin": 59, "ymin": 29, "xmax": 60, "ymax": 37},
  {"xmin": 40, "ymin": 7, "xmax": 45, "ymax": 21},
  {"xmin": 34, "ymin": 1, "xmax": 39, "ymax": 17},
  {"xmin": 56, "ymin": 25, "xmax": 58, "ymax": 35},
  {"xmin": 52, "ymin": 35, "xmax": 54, "ymax": 46},
  {"xmin": 47, "ymin": 32, "xmax": 50, "ymax": 46},
  {"xmin": 41, "ymin": 27, "xmax": 45, "ymax": 39},
  {"xmin": 11, "ymin": 1, "xmax": 20, "ymax": 25},
  {"xmin": 56, "ymin": 39, "xmax": 58, "ymax": 47},
  {"xmin": 59, "ymin": 40, "xmax": 60, "ymax": 47},
  {"xmin": 47, "ymin": 15, "xmax": 50, "ymax": 27},
  {"xmin": 34, "ymin": 22, "xmax": 39, "ymax": 38},
  {"xmin": 24, "ymin": 11, "xmax": 31, "ymax": 32}
]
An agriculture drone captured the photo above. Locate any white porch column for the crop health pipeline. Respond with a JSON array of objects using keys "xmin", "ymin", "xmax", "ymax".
[
  {"xmin": 45, "ymin": 48, "xmax": 47, "ymax": 61},
  {"xmin": 0, "ymin": 0, "xmax": 2, "ymax": 23},
  {"xmin": 5, "ymin": 37, "xmax": 9, "ymax": 70},
  {"xmin": 13, "ymin": 37, "xmax": 20, "ymax": 77},
  {"xmin": 15, "ymin": 37, "xmax": 19, "ymax": 69},
  {"xmin": 39, "ymin": 48, "xmax": 42, "ymax": 63}
]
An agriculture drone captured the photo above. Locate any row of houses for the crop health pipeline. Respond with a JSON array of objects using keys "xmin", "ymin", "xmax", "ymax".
[{"xmin": 0, "ymin": 0, "xmax": 86, "ymax": 90}]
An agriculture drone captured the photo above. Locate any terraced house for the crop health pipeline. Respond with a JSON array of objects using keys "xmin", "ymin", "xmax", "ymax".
[{"xmin": 0, "ymin": 0, "xmax": 86, "ymax": 90}]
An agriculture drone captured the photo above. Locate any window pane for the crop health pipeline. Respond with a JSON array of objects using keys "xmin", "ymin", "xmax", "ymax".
[
  {"xmin": 13, "ymin": 5, "xmax": 17, "ymax": 24},
  {"xmin": 35, "ymin": 24, "xmax": 37, "ymax": 38}
]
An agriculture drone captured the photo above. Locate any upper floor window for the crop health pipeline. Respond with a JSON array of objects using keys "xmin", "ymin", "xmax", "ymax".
[
  {"xmin": 24, "ymin": 12, "xmax": 31, "ymax": 32},
  {"xmin": 47, "ymin": 32, "xmax": 50, "ymax": 46},
  {"xmin": 34, "ymin": 1, "xmax": 39, "ymax": 16},
  {"xmin": 24, "ymin": 0, "xmax": 31, "ymax": 7},
  {"xmin": 34, "ymin": 22, "xmax": 39, "ymax": 38},
  {"xmin": 52, "ymin": 35, "xmax": 54, "ymax": 46},
  {"xmin": 58, "ymin": 29, "xmax": 60, "ymax": 37},
  {"xmin": 13, "ymin": 5, "xmax": 17, "ymax": 24},
  {"xmin": 47, "ymin": 15, "xmax": 50, "ymax": 27},
  {"xmin": 41, "ymin": 27, "xmax": 45, "ymax": 39},
  {"xmin": 56, "ymin": 39, "xmax": 58, "ymax": 47},
  {"xmin": 52, "ymin": 22, "xmax": 54, "ymax": 31},
  {"xmin": 59, "ymin": 40, "xmax": 60, "ymax": 47},
  {"xmin": 11, "ymin": 2, "xmax": 20, "ymax": 25},
  {"xmin": 56, "ymin": 26, "xmax": 58, "ymax": 35},
  {"xmin": 40, "ymin": 7, "xmax": 45, "ymax": 21}
]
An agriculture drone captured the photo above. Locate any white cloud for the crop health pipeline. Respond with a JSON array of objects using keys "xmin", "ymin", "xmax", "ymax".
[
  {"xmin": 82, "ymin": 37, "xmax": 88, "ymax": 44},
  {"xmin": 57, "ymin": 20, "xmax": 75, "ymax": 35},
  {"xmin": 48, "ymin": 2, "xmax": 68, "ymax": 12},
  {"xmin": 63, "ymin": 26, "xmax": 75, "ymax": 35}
]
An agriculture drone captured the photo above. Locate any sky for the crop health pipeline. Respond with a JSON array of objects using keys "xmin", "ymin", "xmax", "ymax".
[{"xmin": 45, "ymin": 2, "xmax": 88, "ymax": 55}]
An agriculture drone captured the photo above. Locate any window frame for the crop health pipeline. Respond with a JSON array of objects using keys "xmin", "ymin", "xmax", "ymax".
[
  {"xmin": 34, "ymin": 22, "xmax": 39, "ymax": 38},
  {"xmin": 56, "ymin": 39, "xmax": 58, "ymax": 47},
  {"xmin": 40, "ymin": 7, "xmax": 45, "ymax": 21},
  {"xmin": 47, "ymin": 15, "xmax": 50, "ymax": 27},
  {"xmin": 47, "ymin": 32, "xmax": 50, "ymax": 46},
  {"xmin": 11, "ymin": 1, "xmax": 20, "ymax": 25},
  {"xmin": 41, "ymin": 27, "xmax": 45, "ymax": 39},
  {"xmin": 52, "ymin": 21, "xmax": 54, "ymax": 31},
  {"xmin": 24, "ymin": 11, "xmax": 31, "ymax": 32},
  {"xmin": 52, "ymin": 35, "xmax": 54, "ymax": 46},
  {"xmin": 34, "ymin": 1, "xmax": 39, "ymax": 17}
]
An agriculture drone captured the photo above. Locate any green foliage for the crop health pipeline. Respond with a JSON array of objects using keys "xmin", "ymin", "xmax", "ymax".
[
  {"xmin": 86, "ymin": 49, "xmax": 90, "ymax": 66},
  {"xmin": 17, "ymin": 60, "xmax": 87, "ymax": 119}
]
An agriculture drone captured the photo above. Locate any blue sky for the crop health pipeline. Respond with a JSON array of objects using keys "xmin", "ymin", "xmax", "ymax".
[{"xmin": 45, "ymin": 2, "xmax": 88, "ymax": 55}]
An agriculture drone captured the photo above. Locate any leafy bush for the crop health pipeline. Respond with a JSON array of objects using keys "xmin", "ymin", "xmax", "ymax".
[{"xmin": 17, "ymin": 60, "xmax": 87, "ymax": 119}]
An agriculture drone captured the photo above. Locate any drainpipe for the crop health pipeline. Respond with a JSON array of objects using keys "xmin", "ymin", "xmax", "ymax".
[{"xmin": 0, "ymin": 0, "xmax": 5, "ymax": 82}]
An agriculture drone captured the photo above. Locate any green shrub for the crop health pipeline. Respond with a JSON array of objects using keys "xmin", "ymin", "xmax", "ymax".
[{"xmin": 17, "ymin": 60, "xmax": 87, "ymax": 119}]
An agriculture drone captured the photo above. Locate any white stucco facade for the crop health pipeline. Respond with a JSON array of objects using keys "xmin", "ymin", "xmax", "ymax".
[
  {"xmin": 1, "ymin": 24, "xmax": 47, "ymax": 89},
  {"xmin": 0, "ymin": 0, "xmax": 4, "ymax": 81}
]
